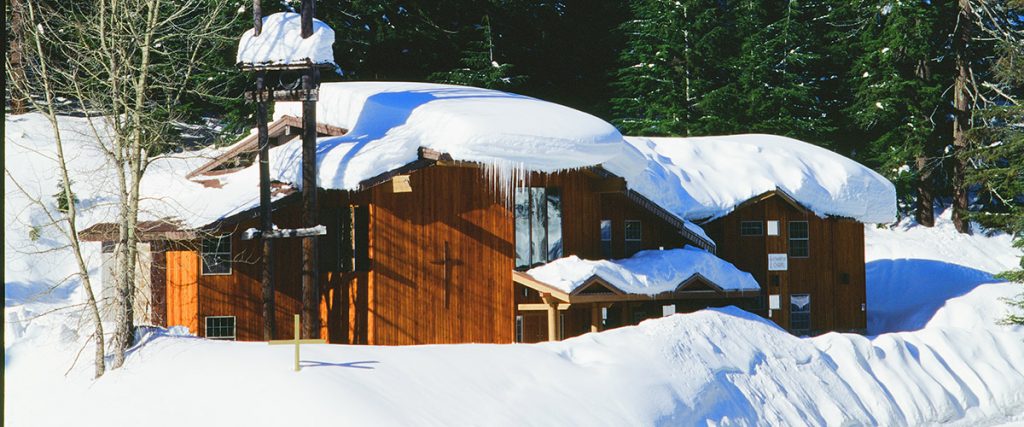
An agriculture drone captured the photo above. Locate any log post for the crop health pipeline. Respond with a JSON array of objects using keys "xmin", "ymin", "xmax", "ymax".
[
  {"xmin": 299, "ymin": 0, "xmax": 320, "ymax": 339},
  {"xmin": 541, "ymin": 293, "xmax": 560, "ymax": 341},
  {"xmin": 256, "ymin": 70, "xmax": 276, "ymax": 340},
  {"xmin": 590, "ymin": 304, "xmax": 603, "ymax": 333}
]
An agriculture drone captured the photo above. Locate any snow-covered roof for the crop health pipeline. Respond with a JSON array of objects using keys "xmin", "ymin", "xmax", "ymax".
[
  {"xmin": 525, "ymin": 247, "xmax": 760, "ymax": 296},
  {"xmin": 269, "ymin": 82, "xmax": 623, "ymax": 190},
  {"xmin": 237, "ymin": 12, "xmax": 335, "ymax": 67},
  {"xmin": 604, "ymin": 135, "xmax": 897, "ymax": 224}
]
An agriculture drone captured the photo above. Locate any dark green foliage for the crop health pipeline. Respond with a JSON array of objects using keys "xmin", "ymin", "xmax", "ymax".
[
  {"xmin": 612, "ymin": 0, "xmax": 736, "ymax": 136},
  {"xmin": 429, "ymin": 16, "xmax": 522, "ymax": 89},
  {"xmin": 53, "ymin": 181, "xmax": 78, "ymax": 215}
]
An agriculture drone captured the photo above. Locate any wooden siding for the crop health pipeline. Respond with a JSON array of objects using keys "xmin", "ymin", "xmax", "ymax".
[
  {"xmin": 367, "ymin": 166, "xmax": 515, "ymax": 344},
  {"xmin": 704, "ymin": 194, "xmax": 867, "ymax": 334}
]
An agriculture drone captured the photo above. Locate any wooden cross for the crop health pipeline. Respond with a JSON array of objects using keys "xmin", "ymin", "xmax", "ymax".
[
  {"xmin": 430, "ymin": 241, "xmax": 462, "ymax": 308},
  {"xmin": 268, "ymin": 314, "xmax": 325, "ymax": 371}
]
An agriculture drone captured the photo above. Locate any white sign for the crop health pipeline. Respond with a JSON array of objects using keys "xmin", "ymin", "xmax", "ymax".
[
  {"xmin": 767, "ymin": 220, "xmax": 780, "ymax": 236},
  {"xmin": 768, "ymin": 253, "xmax": 788, "ymax": 271},
  {"xmin": 662, "ymin": 305, "xmax": 676, "ymax": 317},
  {"xmin": 769, "ymin": 294, "xmax": 781, "ymax": 310}
]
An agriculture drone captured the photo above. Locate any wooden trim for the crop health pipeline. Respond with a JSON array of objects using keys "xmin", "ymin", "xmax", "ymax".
[
  {"xmin": 511, "ymin": 271, "xmax": 571, "ymax": 302},
  {"xmin": 625, "ymin": 189, "xmax": 716, "ymax": 253},
  {"xmin": 517, "ymin": 303, "xmax": 571, "ymax": 311},
  {"xmin": 513, "ymin": 270, "xmax": 759, "ymax": 304},
  {"xmin": 186, "ymin": 115, "xmax": 346, "ymax": 179},
  {"xmin": 570, "ymin": 276, "xmax": 626, "ymax": 296}
]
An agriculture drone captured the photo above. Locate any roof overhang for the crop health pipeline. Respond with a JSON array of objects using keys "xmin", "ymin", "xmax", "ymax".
[{"xmin": 512, "ymin": 270, "xmax": 760, "ymax": 305}]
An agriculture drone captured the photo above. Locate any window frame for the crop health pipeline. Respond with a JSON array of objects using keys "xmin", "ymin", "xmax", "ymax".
[
  {"xmin": 600, "ymin": 219, "xmax": 613, "ymax": 258},
  {"xmin": 514, "ymin": 187, "xmax": 563, "ymax": 269},
  {"xmin": 201, "ymin": 235, "xmax": 232, "ymax": 276},
  {"xmin": 740, "ymin": 221, "xmax": 764, "ymax": 236},
  {"xmin": 788, "ymin": 221, "xmax": 810, "ymax": 258},
  {"xmin": 789, "ymin": 294, "xmax": 811, "ymax": 336},
  {"xmin": 624, "ymin": 220, "xmax": 642, "ymax": 256},
  {"xmin": 205, "ymin": 315, "xmax": 237, "ymax": 340}
]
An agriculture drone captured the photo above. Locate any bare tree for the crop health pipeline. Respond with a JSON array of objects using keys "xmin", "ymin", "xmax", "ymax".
[
  {"xmin": 13, "ymin": 0, "xmax": 237, "ymax": 368},
  {"xmin": 5, "ymin": 0, "xmax": 106, "ymax": 378}
]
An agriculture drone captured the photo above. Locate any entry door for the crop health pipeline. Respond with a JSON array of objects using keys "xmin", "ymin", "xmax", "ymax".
[{"xmin": 165, "ymin": 250, "xmax": 199, "ymax": 334}]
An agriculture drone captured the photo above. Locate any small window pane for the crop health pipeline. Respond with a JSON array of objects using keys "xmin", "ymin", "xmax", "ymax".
[
  {"xmin": 789, "ymin": 221, "xmax": 809, "ymax": 239},
  {"xmin": 201, "ymin": 235, "xmax": 231, "ymax": 275},
  {"xmin": 546, "ymin": 189, "xmax": 562, "ymax": 261},
  {"xmin": 206, "ymin": 316, "xmax": 236, "ymax": 340},
  {"xmin": 788, "ymin": 221, "xmax": 810, "ymax": 258},
  {"xmin": 790, "ymin": 294, "xmax": 811, "ymax": 335},
  {"xmin": 624, "ymin": 220, "xmax": 642, "ymax": 257},
  {"xmin": 600, "ymin": 220, "xmax": 612, "ymax": 241},
  {"xmin": 740, "ymin": 221, "xmax": 764, "ymax": 236}
]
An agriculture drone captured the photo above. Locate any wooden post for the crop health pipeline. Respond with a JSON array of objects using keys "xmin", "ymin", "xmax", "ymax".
[
  {"xmin": 590, "ymin": 304, "xmax": 603, "ymax": 333},
  {"xmin": 255, "ymin": 71, "xmax": 276, "ymax": 341},
  {"xmin": 541, "ymin": 293, "xmax": 559, "ymax": 341},
  {"xmin": 299, "ymin": 0, "xmax": 320, "ymax": 339}
]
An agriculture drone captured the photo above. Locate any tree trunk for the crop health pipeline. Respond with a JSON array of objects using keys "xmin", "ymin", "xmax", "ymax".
[
  {"xmin": 915, "ymin": 154, "xmax": 935, "ymax": 227},
  {"xmin": 299, "ymin": 0, "xmax": 320, "ymax": 339},
  {"xmin": 951, "ymin": 0, "xmax": 973, "ymax": 234},
  {"xmin": 256, "ymin": 70, "xmax": 276, "ymax": 341}
]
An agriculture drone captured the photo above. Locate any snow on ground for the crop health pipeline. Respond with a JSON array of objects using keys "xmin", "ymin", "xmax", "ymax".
[
  {"xmin": 606, "ymin": 135, "xmax": 898, "ymax": 224},
  {"xmin": 527, "ymin": 247, "xmax": 759, "ymax": 295},
  {"xmin": 6, "ymin": 114, "xmax": 1024, "ymax": 426},
  {"xmin": 236, "ymin": 12, "xmax": 336, "ymax": 66},
  {"xmin": 865, "ymin": 209, "xmax": 1022, "ymax": 334}
]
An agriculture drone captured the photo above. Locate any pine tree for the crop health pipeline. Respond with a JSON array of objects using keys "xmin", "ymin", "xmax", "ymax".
[
  {"xmin": 611, "ymin": 0, "xmax": 736, "ymax": 136},
  {"xmin": 430, "ymin": 15, "xmax": 521, "ymax": 89},
  {"xmin": 702, "ymin": 0, "xmax": 833, "ymax": 143},
  {"xmin": 843, "ymin": 0, "xmax": 953, "ymax": 224}
]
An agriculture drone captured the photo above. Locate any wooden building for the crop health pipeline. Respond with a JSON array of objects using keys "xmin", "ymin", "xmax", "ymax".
[{"xmin": 80, "ymin": 82, "xmax": 893, "ymax": 344}]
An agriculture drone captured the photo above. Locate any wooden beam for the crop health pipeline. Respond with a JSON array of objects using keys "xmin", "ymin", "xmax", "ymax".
[
  {"xmin": 541, "ymin": 293, "xmax": 560, "ymax": 341},
  {"xmin": 517, "ymin": 303, "xmax": 571, "ymax": 311},
  {"xmin": 242, "ymin": 225, "xmax": 326, "ymax": 240},
  {"xmin": 244, "ymin": 88, "xmax": 319, "ymax": 103}
]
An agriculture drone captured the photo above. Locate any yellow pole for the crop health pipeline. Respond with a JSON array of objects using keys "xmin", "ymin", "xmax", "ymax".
[{"xmin": 293, "ymin": 314, "xmax": 300, "ymax": 372}]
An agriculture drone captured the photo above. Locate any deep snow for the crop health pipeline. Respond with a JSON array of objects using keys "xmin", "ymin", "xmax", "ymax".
[
  {"xmin": 5, "ymin": 114, "xmax": 1024, "ymax": 426},
  {"xmin": 236, "ymin": 12, "xmax": 336, "ymax": 66},
  {"xmin": 527, "ymin": 247, "xmax": 760, "ymax": 295},
  {"xmin": 607, "ymin": 135, "xmax": 898, "ymax": 224}
]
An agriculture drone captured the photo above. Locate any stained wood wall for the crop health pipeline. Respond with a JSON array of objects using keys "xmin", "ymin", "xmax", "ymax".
[{"xmin": 703, "ymin": 194, "xmax": 867, "ymax": 334}]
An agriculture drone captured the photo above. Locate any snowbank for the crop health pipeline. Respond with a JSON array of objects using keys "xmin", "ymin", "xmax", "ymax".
[
  {"xmin": 270, "ymin": 82, "xmax": 624, "ymax": 190},
  {"xmin": 865, "ymin": 209, "xmax": 1023, "ymax": 334},
  {"xmin": 237, "ymin": 12, "xmax": 335, "ymax": 66},
  {"xmin": 605, "ymin": 135, "xmax": 898, "ymax": 223},
  {"xmin": 526, "ymin": 247, "xmax": 759, "ymax": 295},
  {"xmin": 6, "ymin": 301, "xmax": 1023, "ymax": 426}
]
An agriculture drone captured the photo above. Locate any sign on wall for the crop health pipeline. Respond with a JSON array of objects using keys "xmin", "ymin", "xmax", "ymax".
[
  {"xmin": 769, "ymin": 294, "xmax": 781, "ymax": 310},
  {"xmin": 768, "ymin": 253, "xmax": 788, "ymax": 271},
  {"xmin": 767, "ymin": 220, "xmax": 780, "ymax": 236}
]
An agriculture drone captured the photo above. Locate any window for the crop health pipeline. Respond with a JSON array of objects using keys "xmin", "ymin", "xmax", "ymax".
[
  {"xmin": 205, "ymin": 316, "xmax": 236, "ymax": 340},
  {"xmin": 740, "ymin": 221, "xmax": 764, "ymax": 236},
  {"xmin": 201, "ymin": 235, "xmax": 231, "ymax": 275},
  {"xmin": 624, "ymin": 220, "xmax": 642, "ymax": 256},
  {"xmin": 600, "ymin": 219, "xmax": 612, "ymax": 258},
  {"xmin": 515, "ymin": 315, "xmax": 524, "ymax": 343},
  {"xmin": 514, "ymin": 187, "xmax": 563, "ymax": 269},
  {"xmin": 790, "ymin": 294, "xmax": 811, "ymax": 336},
  {"xmin": 788, "ymin": 221, "xmax": 809, "ymax": 258}
]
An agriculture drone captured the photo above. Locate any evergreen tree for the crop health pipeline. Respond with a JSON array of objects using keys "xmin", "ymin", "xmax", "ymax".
[
  {"xmin": 701, "ymin": 0, "xmax": 833, "ymax": 143},
  {"xmin": 843, "ymin": 0, "xmax": 953, "ymax": 224},
  {"xmin": 611, "ymin": 0, "xmax": 736, "ymax": 136},
  {"xmin": 429, "ymin": 16, "xmax": 522, "ymax": 89}
]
